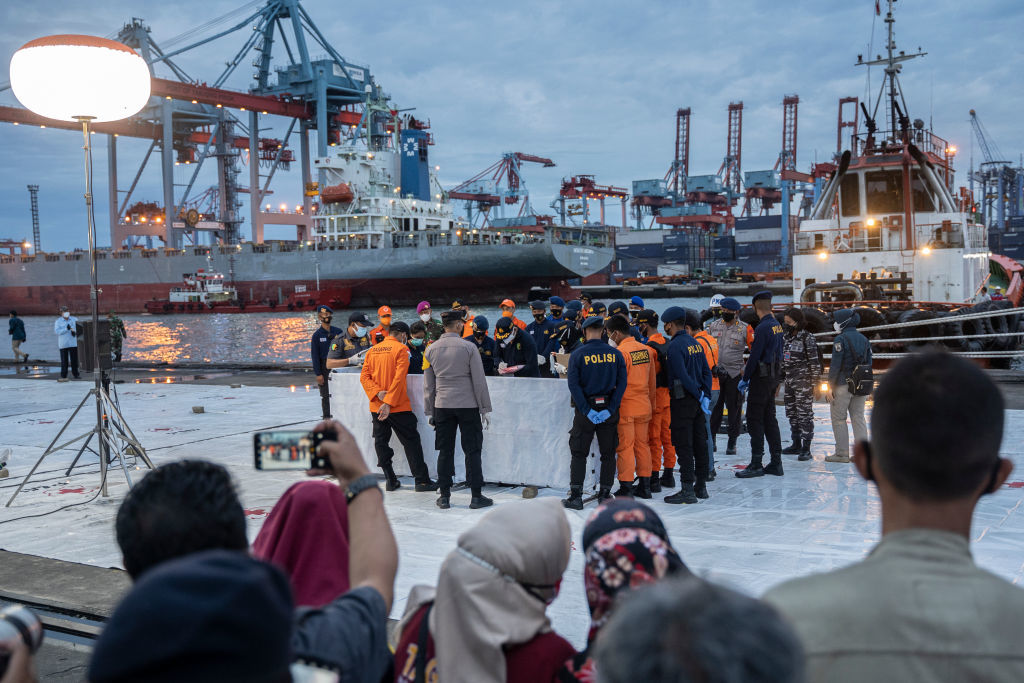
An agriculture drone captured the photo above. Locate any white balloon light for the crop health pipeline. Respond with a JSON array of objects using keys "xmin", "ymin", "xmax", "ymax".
[{"xmin": 9, "ymin": 35, "xmax": 151, "ymax": 122}]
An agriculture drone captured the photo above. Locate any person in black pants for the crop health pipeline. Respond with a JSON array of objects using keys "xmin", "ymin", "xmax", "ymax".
[
  {"xmin": 563, "ymin": 316, "xmax": 627, "ymax": 510},
  {"xmin": 310, "ymin": 305, "xmax": 342, "ymax": 419},
  {"xmin": 661, "ymin": 307, "xmax": 712, "ymax": 504},
  {"xmin": 736, "ymin": 291, "xmax": 785, "ymax": 478}
]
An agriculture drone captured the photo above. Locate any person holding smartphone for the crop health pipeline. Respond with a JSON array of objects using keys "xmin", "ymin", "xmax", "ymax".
[{"xmin": 54, "ymin": 305, "xmax": 80, "ymax": 382}]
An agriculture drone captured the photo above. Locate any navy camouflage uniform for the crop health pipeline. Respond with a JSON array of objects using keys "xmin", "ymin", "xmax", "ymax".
[{"xmin": 781, "ymin": 328, "xmax": 822, "ymax": 444}]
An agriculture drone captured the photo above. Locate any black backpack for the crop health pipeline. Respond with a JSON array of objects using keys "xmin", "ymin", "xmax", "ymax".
[{"xmin": 846, "ymin": 342, "xmax": 873, "ymax": 396}]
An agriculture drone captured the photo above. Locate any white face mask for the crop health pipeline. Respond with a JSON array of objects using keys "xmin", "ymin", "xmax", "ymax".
[
  {"xmin": 608, "ymin": 338, "xmax": 618, "ymax": 348},
  {"xmin": 419, "ymin": 313, "xmax": 431, "ymax": 323},
  {"xmin": 833, "ymin": 321, "xmax": 843, "ymax": 333},
  {"xmin": 355, "ymin": 325, "xmax": 369, "ymax": 338},
  {"xmin": 62, "ymin": 312, "xmax": 70, "ymax": 319}
]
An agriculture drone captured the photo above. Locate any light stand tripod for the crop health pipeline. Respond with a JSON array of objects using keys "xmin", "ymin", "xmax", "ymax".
[{"xmin": 5, "ymin": 118, "xmax": 152, "ymax": 507}]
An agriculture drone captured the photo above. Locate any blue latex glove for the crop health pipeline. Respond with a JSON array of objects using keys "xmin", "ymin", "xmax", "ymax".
[
  {"xmin": 700, "ymin": 394, "xmax": 711, "ymax": 415},
  {"xmin": 596, "ymin": 409, "xmax": 611, "ymax": 423},
  {"xmin": 738, "ymin": 379, "xmax": 749, "ymax": 394},
  {"xmin": 587, "ymin": 409, "xmax": 604, "ymax": 424}
]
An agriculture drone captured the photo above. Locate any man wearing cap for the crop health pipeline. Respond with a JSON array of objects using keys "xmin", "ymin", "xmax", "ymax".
[
  {"xmin": 563, "ymin": 315, "xmax": 628, "ymax": 509},
  {"xmin": 325, "ymin": 312, "xmax": 373, "ymax": 370},
  {"xmin": 467, "ymin": 315, "xmax": 497, "ymax": 375},
  {"xmin": 556, "ymin": 300, "xmax": 585, "ymax": 356},
  {"xmin": 499, "ymin": 299, "xmax": 528, "ymax": 331},
  {"xmin": 310, "ymin": 305, "xmax": 342, "ymax": 419},
  {"xmin": 54, "ymin": 305, "xmax": 81, "ymax": 381},
  {"xmin": 736, "ymin": 291, "xmax": 785, "ymax": 478},
  {"xmin": 578, "ymin": 292, "xmax": 593, "ymax": 317},
  {"xmin": 608, "ymin": 301, "xmax": 642, "ymax": 341},
  {"xmin": 704, "ymin": 293, "xmax": 725, "ymax": 329},
  {"xmin": 709, "ymin": 297, "xmax": 755, "ymax": 455},
  {"xmin": 662, "ymin": 306, "xmax": 712, "ymax": 504},
  {"xmin": 424, "ymin": 310, "xmax": 494, "ymax": 510},
  {"xmin": 451, "ymin": 298, "xmax": 476, "ymax": 338},
  {"xmin": 547, "ymin": 296, "xmax": 570, "ymax": 362},
  {"xmin": 493, "ymin": 317, "xmax": 540, "ymax": 377},
  {"xmin": 548, "ymin": 296, "xmax": 566, "ymax": 322},
  {"xmin": 417, "ymin": 301, "xmax": 444, "ymax": 343},
  {"xmin": 527, "ymin": 299, "xmax": 557, "ymax": 377},
  {"xmin": 370, "ymin": 306, "xmax": 392, "ymax": 345},
  {"xmin": 638, "ymin": 309, "xmax": 676, "ymax": 492},
  {"xmin": 628, "ymin": 296, "xmax": 645, "ymax": 324},
  {"xmin": 606, "ymin": 314, "xmax": 656, "ymax": 498},
  {"xmin": 360, "ymin": 321, "xmax": 437, "ymax": 492}
]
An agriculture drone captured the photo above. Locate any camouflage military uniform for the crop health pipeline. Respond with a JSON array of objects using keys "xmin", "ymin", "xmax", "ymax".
[
  {"xmin": 108, "ymin": 314, "xmax": 127, "ymax": 362},
  {"xmin": 781, "ymin": 328, "xmax": 821, "ymax": 443}
]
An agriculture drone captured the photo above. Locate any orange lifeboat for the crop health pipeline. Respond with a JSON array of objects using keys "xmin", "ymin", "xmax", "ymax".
[{"xmin": 321, "ymin": 182, "xmax": 355, "ymax": 204}]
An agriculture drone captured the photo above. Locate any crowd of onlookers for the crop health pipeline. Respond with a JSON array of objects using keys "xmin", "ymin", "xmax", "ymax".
[{"xmin": 2, "ymin": 350, "xmax": 1022, "ymax": 682}]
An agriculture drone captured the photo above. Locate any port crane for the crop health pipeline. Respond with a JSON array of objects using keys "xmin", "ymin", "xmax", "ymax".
[
  {"xmin": 969, "ymin": 109, "xmax": 1023, "ymax": 230},
  {"xmin": 448, "ymin": 152, "xmax": 556, "ymax": 228}
]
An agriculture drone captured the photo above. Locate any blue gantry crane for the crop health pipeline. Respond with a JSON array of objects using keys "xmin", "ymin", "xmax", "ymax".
[{"xmin": 969, "ymin": 109, "xmax": 1023, "ymax": 230}]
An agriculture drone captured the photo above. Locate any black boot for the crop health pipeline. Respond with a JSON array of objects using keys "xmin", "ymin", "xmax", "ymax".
[
  {"xmin": 635, "ymin": 477, "xmax": 652, "ymax": 499},
  {"xmin": 726, "ymin": 441, "xmax": 737, "ymax": 455},
  {"xmin": 665, "ymin": 483, "xmax": 698, "ymax": 504},
  {"xmin": 436, "ymin": 489, "xmax": 451, "ymax": 509},
  {"xmin": 415, "ymin": 478, "xmax": 439, "ymax": 492},
  {"xmin": 660, "ymin": 467, "xmax": 676, "ymax": 489},
  {"xmin": 649, "ymin": 471, "xmax": 662, "ymax": 493},
  {"xmin": 596, "ymin": 486, "xmax": 613, "ymax": 503},
  {"xmin": 694, "ymin": 481, "xmax": 709, "ymax": 499},
  {"xmin": 763, "ymin": 457, "xmax": 785, "ymax": 476},
  {"xmin": 798, "ymin": 439, "xmax": 812, "ymax": 461},
  {"xmin": 470, "ymin": 494, "xmax": 494, "ymax": 509},
  {"xmin": 782, "ymin": 434, "xmax": 801, "ymax": 455},
  {"xmin": 707, "ymin": 467, "xmax": 716, "ymax": 481},
  {"xmin": 562, "ymin": 486, "xmax": 584, "ymax": 510},
  {"xmin": 614, "ymin": 481, "xmax": 633, "ymax": 498},
  {"xmin": 382, "ymin": 465, "xmax": 401, "ymax": 491},
  {"xmin": 735, "ymin": 456, "xmax": 765, "ymax": 478}
]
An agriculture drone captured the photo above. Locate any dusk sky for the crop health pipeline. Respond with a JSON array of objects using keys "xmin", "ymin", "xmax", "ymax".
[{"xmin": 1, "ymin": 0, "xmax": 1021, "ymax": 250}]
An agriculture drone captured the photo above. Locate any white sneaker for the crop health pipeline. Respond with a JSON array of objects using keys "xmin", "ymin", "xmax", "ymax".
[{"xmin": 825, "ymin": 454, "xmax": 851, "ymax": 463}]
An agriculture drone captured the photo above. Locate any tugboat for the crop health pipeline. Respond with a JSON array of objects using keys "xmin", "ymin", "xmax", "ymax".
[
  {"xmin": 787, "ymin": 0, "xmax": 1022, "ymax": 362},
  {"xmin": 144, "ymin": 269, "xmax": 350, "ymax": 314}
]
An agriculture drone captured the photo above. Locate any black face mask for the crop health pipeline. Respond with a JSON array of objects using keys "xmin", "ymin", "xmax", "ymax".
[
  {"xmin": 784, "ymin": 323, "xmax": 797, "ymax": 334},
  {"xmin": 550, "ymin": 308, "xmax": 562, "ymax": 318},
  {"xmin": 319, "ymin": 316, "xmax": 332, "ymax": 325},
  {"xmin": 474, "ymin": 331, "xmax": 486, "ymax": 339},
  {"xmin": 533, "ymin": 313, "xmax": 546, "ymax": 322},
  {"xmin": 722, "ymin": 312, "xmax": 735, "ymax": 322}
]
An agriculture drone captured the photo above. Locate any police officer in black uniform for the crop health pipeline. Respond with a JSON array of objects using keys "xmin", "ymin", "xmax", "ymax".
[
  {"xmin": 310, "ymin": 305, "xmax": 342, "ymax": 419},
  {"xmin": 493, "ymin": 317, "xmax": 540, "ymax": 377},
  {"xmin": 736, "ymin": 290, "xmax": 785, "ymax": 478},
  {"xmin": 607, "ymin": 301, "xmax": 642, "ymax": 340},
  {"xmin": 467, "ymin": 315, "xmax": 497, "ymax": 375},
  {"xmin": 325, "ymin": 312, "xmax": 373, "ymax": 370},
  {"xmin": 526, "ymin": 300, "xmax": 557, "ymax": 377},
  {"xmin": 563, "ymin": 315, "xmax": 627, "ymax": 510},
  {"xmin": 557, "ymin": 300, "xmax": 585, "ymax": 353}
]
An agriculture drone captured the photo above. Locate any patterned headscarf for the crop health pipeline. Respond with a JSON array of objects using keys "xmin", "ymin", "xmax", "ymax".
[{"xmin": 561, "ymin": 499, "xmax": 688, "ymax": 681}]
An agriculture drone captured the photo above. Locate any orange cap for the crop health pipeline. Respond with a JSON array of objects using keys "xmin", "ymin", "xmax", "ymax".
[
  {"xmin": 500, "ymin": 299, "xmax": 515, "ymax": 308},
  {"xmin": 377, "ymin": 305, "xmax": 392, "ymax": 319}
]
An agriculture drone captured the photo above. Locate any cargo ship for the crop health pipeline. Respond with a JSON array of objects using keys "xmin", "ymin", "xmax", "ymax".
[{"xmin": 0, "ymin": 117, "xmax": 614, "ymax": 316}]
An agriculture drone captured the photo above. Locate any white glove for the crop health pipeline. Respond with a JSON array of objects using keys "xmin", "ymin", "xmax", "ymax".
[
  {"xmin": 552, "ymin": 362, "xmax": 567, "ymax": 375},
  {"xmin": 349, "ymin": 350, "xmax": 367, "ymax": 367},
  {"xmin": 537, "ymin": 354, "xmax": 546, "ymax": 365},
  {"xmin": 498, "ymin": 361, "xmax": 508, "ymax": 373},
  {"xmin": 481, "ymin": 413, "xmax": 491, "ymax": 430}
]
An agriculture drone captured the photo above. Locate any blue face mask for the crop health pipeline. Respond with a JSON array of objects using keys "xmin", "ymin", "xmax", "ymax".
[
  {"xmin": 355, "ymin": 325, "xmax": 369, "ymax": 338},
  {"xmin": 409, "ymin": 337, "xmax": 424, "ymax": 347}
]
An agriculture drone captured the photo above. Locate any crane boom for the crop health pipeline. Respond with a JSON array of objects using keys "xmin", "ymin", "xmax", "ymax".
[{"xmin": 969, "ymin": 109, "xmax": 1007, "ymax": 164}]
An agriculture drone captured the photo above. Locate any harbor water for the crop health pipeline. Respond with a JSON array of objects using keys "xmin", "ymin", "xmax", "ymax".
[{"xmin": 10, "ymin": 295, "xmax": 790, "ymax": 365}]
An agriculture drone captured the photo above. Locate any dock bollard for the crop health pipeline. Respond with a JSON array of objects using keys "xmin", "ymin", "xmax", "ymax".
[{"xmin": 192, "ymin": 406, "xmax": 205, "ymax": 414}]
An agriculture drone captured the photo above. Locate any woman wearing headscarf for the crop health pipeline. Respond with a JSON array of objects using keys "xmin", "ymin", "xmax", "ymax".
[
  {"xmin": 252, "ymin": 479, "xmax": 350, "ymax": 608},
  {"xmin": 394, "ymin": 498, "xmax": 575, "ymax": 683},
  {"xmin": 780, "ymin": 307, "xmax": 824, "ymax": 462},
  {"xmin": 559, "ymin": 498, "xmax": 689, "ymax": 681}
]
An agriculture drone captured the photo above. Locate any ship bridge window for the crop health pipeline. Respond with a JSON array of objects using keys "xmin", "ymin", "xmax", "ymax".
[
  {"xmin": 910, "ymin": 171, "xmax": 937, "ymax": 212},
  {"xmin": 865, "ymin": 170, "xmax": 904, "ymax": 215},
  {"xmin": 839, "ymin": 173, "xmax": 861, "ymax": 217}
]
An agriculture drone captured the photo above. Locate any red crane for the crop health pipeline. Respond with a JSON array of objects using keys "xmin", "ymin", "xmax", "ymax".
[
  {"xmin": 448, "ymin": 152, "xmax": 556, "ymax": 227},
  {"xmin": 557, "ymin": 175, "xmax": 629, "ymax": 228}
]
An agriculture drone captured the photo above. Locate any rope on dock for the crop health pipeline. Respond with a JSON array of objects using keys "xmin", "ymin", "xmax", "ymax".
[
  {"xmin": 814, "ymin": 331, "xmax": 1024, "ymax": 346},
  {"xmin": 811, "ymin": 306, "xmax": 1022, "ymax": 337}
]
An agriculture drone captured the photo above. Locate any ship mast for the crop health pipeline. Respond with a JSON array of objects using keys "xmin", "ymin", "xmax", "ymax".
[{"xmin": 856, "ymin": 0, "xmax": 926, "ymax": 146}]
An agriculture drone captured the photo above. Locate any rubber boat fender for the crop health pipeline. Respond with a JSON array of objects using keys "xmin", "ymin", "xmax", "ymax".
[
  {"xmin": 801, "ymin": 308, "xmax": 829, "ymax": 335},
  {"xmin": 898, "ymin": 309, "xmax": 941, "ymax": 350},
  {"xmin": 269, "ymin": 301, "xmax": 276, "ymax": 308},
  {"xmin": 985, "ymin": 301, "xmax": 1012, "ymax": 350},
  {"xmin": 852, "ymin": 306, "xmax": 885, "ymax": 332},
  {"xmin": 162, "ymin": 303, "xmax": 171, "ymax": 313},
  {"xmin": 961, "ymin": 303, "xmax": 995, "ymax": 351},
  {"xmin": 177, "ymin": 304, "xmax": 185, "ymax": 312},
  {"xmin": 935, "ymin": 311, "xmax": 967, "ymax": 350},
  {"xmin": 287, "ymin": 303, "xmax": 295, "ymax": 311}
]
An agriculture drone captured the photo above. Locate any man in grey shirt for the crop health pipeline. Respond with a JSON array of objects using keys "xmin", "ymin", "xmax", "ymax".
[
  {"xmin": 764, "ymin": 351, "xmax": 1023, "ymax": 682},
  {"xmin": 424, "ymin": 310, "xmax": 493, "ymax": 511}
]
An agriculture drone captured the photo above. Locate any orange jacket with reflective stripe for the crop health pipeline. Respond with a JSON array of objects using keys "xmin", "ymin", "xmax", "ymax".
[
  {"xmin": 359, "ymin": 336, "xmax": 412, "ymax": 413},
  {"xmin": 616, "ymin": 337, "xmax": 657, "ymax": 418},
  {"xmin": 694, "ymin": 330, "xmax": 720, "ymax": 391}
]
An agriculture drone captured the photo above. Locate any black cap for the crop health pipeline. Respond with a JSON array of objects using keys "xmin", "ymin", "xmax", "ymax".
[
  {"xmin": 348, "ymin": 312, "xmax": 371, "ymax": 325},
  {"xmin": 494, "ymin": 316, "xmax": 514, "ymax": 332},
  {"xmin": 566, "ymin": 300, "xmax": 583, "ymax": 311},
  {"xmin": 472, "ymin": 314, "xmax": 490, "ymax": 331},
  {"xmin": 661, "ymin": 306, "xmax": 686, "ymax": 324},
  {"xmin": 752, "ymin": 290, "xmax": 773, "ymax": 303},
  {"xmin": 636, "ymin": 309, "xmax": 659, "ymax": 325},
  {"xmin": 441, "ymin": 310, "xmax": 465, "ymax": 325},
  {"xmin": 389, "ymin": 320, "xmax": 410, "ymax": 335},
  {"xmin": 316, "ymin": 304, "xmax": 333, "ymax": 315},
  {"xmin": 451, "ymin": 298, "xmax": 466, "ymax": 309},
  {"xmin": 608, "ymin": 301, "xmax": 628, "ymax": 317},
  {"xmin": 529, "ymin": 300, "xmax": 547, "ymax": 310},
  {"xmin": 578, "ymin": 292, "xmax": 593, "ymax": 302},
  {"xmin": 581, "ymin": 315, "xmax": 605, "ymax": 330},
  {"xmin": 590, "ymin": 302, "xmax": 607, "ymax": 316}
]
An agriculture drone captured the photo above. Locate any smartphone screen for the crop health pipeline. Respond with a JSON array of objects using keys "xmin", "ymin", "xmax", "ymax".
[{"xmin": 254, "ymin": 430, "xmax": 315, "ymax": 470}]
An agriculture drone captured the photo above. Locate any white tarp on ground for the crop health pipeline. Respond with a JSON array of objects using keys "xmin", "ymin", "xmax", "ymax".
[
  {"xmin": 1, "ymin": 377, "xmax": 1023, "ymax": 649},
  {"xmin": 331, "ymin": 370, "xmax": 601, "ymax": 489}
]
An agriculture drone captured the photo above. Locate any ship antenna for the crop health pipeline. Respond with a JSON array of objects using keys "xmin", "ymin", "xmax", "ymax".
[{"xmin": 855, "ymin": 0, "xmax": 926, "ymax": 145}]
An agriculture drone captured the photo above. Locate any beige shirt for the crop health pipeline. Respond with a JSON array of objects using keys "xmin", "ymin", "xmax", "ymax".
[
  {"xmin": 764, "ymin": 529, "xmax": 1024, "ymax": 683},
  {"xmin": 423, "ymin": 332, "xmax": 492, "ymax": 415},
  {"xmin": 708, "ymin": 318, "xmax": 751, "ymax": 378}
]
